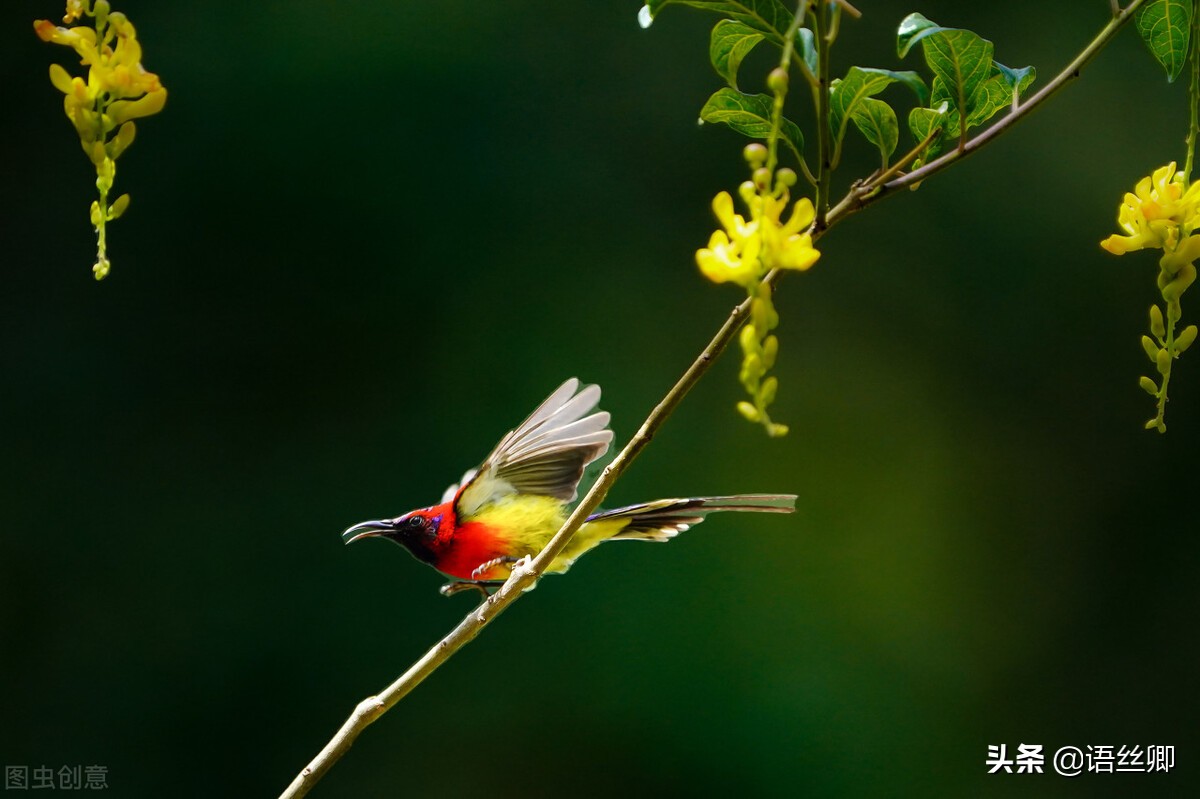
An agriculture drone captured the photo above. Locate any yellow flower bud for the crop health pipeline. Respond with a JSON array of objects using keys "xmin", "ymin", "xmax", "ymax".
[
  {"xmin": 1141, "ymin": 335, "xmax": 1160, "ymax": 363},
  {"xmin": 737, "ymin": 401, "xmax": 761, "ymax": 422},
  {"xmin": 1161, "ymin": 262, "xmax": 1197, "ymax": 301},
  {"xmin": 1139, "ymin": 376, "xmax": 1159, "ymax": 396},
  {"xmin": 1156, "ymin": 347, "xmax": 1172, "ymax": 376},
  {"xmin": 96, "ymin": 156, "xmax": 115, "ymax": 186},
  {"xmin": 1177, "ymin": 325, "xmax": 1198, "ymax": 353},
  {"xmin": 738, "ymin": 180, "xmax": 756, "ymax": 206},
  {"xmin": 743, "ymin": 353, "xmax": 763, "ymax": 379},
  {"xmin": 751, "ymin": 296, "xmax": 770, "ymax": 332},
  {"xmin": 767, "ymin": 422, "xmax": 789, "ymax": 437},
  {"xmin": 86, "ymin": 141, "xmax": 106, "ymax": 166},
  {"xmin": 762, "ymin": 335, "xmax": 778, "ymax": 369},
  {"xmin": 106, "ymin": 121, "xmax": 137, "ymax": 160},
  {"xmin": 759, "ymin": 376, "xmax": 778, "ymax": 406},
  {"xmin": 109, "ymin": 193, "xmax": 131, "ymax": 220},
  {"xmin": 1150, "ymin": 304, "xmax": 1166, "ymax": 339},
  {"xmin": 48, "ymin": 63, "xmax": 73, "ymax": 94},
  {"xmin": 739, "ymin": 325, "xmax": 758, "ymax": 354},
  {"xmin": 743, "ymin": 143, "xmax": 767, "ymax": 167}
]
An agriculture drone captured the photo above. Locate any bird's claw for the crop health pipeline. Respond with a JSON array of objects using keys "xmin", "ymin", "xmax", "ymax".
[
  {"xmin": 508, "ymin": 555, "xmax": 535, "ymax": 581},
  {"xmin": 470, "ymin": 556, "xmax": 522, "ymax": 580},
  {"xmin": 439, "ymin": 580, "xmax": 500, "ymax": 599}
]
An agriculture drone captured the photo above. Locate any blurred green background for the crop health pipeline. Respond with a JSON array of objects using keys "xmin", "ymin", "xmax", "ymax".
[{"xmin": 2, "ymin": 1, "xmax": 1197, "ymax": 796}]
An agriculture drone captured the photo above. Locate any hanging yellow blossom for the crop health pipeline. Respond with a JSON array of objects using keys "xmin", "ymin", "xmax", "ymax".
[
  {"xmin": 35, "ymin": 1, "xmax": 167, "ymax": 280},
  {"xmin": 697, "ymin": 146, "xmax": 821, "ymax": 436},
  {"xmin": 1101, "ymin": 162, "xmax": 1200, "ymax": 432}
]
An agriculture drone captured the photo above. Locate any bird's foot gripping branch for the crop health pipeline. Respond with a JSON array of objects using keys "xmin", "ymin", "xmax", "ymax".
[
  {"xmin": 279, "ymin": 2, "xmax": 1173, "ymax": 796},
  {"xmin": 1102, "ymin": 163, "xmax": 1200, "ymax": 432}
]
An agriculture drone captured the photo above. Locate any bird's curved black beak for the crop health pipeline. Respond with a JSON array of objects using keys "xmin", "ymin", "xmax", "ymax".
[{"xmin": 342, "ymin": 519, "xmax": 396, "ymax": 545}]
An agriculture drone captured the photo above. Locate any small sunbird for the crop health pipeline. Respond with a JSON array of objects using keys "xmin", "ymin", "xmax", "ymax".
[{"xmin": 343, "ymin": 378, "xmax": 797, "ymax": 594}]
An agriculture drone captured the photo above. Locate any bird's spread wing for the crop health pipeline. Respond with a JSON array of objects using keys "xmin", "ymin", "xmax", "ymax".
[
  {"xmin": 440, "ymin": 469, "xmax": 477, "ymax": 504},
  {"xmin": 454, "ymin": 378, "xmax": 613, "ymax": 518}
]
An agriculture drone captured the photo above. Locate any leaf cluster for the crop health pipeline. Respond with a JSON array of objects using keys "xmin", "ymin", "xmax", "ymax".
[{"xmin": 645, "ymin": 2, "xmax": 1037, "ymax": 182}]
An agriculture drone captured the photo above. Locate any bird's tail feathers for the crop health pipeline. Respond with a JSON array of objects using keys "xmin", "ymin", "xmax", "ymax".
[{"xmin": 588, "ymin": 494, "xmax": 796, "ymax": 543}]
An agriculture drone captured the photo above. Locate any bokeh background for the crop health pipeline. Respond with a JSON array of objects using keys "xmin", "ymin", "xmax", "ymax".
[{"xmin": 2, "ymin": 1, "xmax": 1197, "ymax": 796}]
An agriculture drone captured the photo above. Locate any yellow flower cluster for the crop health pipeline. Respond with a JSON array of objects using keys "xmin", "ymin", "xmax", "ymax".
[
  {"xmin": 696, "ymin": 181, "xmax": 821, "ymax": 288},
  {"xmin": 1101, "ymin": 163, "xmax": 1200, "ymax": 256},
  {"xmin": 35, "ymin": 1, "xmax": 167, "ymax": 279},
  {"xmin": 1100, "ymin": 162, "xmax": 1200, "ymax": 432},
  {"xmin": 697, "ymin": 148, "xmax": 821, "ymax": 436},
  {"xmin": 737, "ymin": 283, "xmax": 788, "ymax": 437}
]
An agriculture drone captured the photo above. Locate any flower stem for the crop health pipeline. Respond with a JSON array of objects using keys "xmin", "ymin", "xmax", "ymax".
[
  {"xmin": 766, "ymin": 2, "xmax": 807, "ymax": 176},
  {"xmin": 813, "ymin": 0, "xmax": 833, "ymax": 230},
  {"xmin": 1183, "ymin": 9, "xmax": 1200, "ymax": 185},
  {"xmin": 1153, "ymin": 318, "xmax": 1175, "ymax": 433}
]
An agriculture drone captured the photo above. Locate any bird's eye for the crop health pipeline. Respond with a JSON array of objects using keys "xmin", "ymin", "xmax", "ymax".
[{"xmin": 407, "ymin": 516, "xmax": 424, "ymax": 528}]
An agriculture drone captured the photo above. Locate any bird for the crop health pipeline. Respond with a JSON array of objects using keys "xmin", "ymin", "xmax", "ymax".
[{"xmin": 342, "ymin": 378, "xmax": 797, "ymax": 595}]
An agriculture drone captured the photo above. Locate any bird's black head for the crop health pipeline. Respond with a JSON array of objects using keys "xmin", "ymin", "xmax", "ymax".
[{"xmin": 342, "ymin": 510, "xmax": 443, "ymax": 562}]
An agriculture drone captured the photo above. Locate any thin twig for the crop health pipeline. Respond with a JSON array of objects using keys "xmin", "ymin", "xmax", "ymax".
[
  {"xmin": 1183, "ymin": 8, "xmax": 1199, "ymax": 185},
  {"xmin": 862, "ymin": 124, "xmax": 943, "ymax": 190},
  {"xmin": 832, "ymin": 0, "xmax": 861, "ymax": 20},
  {"xmin": 814, "ymin": 0, "xmax": 833, "ymax": 230},
  {"xmin": 794, "ymin": 0, "xmax": 819, "ymax": 92},
  {"xmin": 278, "ymin": 3, "xmax": 1146, "ymax": 796}
]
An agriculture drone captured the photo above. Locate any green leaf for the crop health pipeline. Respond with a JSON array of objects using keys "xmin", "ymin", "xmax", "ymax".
[
  {"xmin": 908, "ymin": 101, "xmax": 949, "ymax": 166},
  {"xmin": 1136, "ymin": 0, "xmax": 1193, "ymax": 82},
  {"xmin": 829, "ymin": 68, "xmax": 927, "ymax": 164},
  {"xmin": 829, "ymin": 67, "xmax": 902, "ymax": 145},
  {"xmin": 908, "ymin": 102, "xmax": 948, "ymax": 143},
  {"xmin": 964, "ymin": 74, "xmax": 1013, "ymax": 128},
  {"xmin": 699, "ymin": 88, "xmax": 805, "ymax": 160},
  {"xmin": 642, "ymin": 1, "xmax": 795, "ymax": 42},
  {"xmin": 994, "ymin": 62, "xmax": 1036, "ymax": 98},
  {"xmin": 797, "ymin": 28, "xmax": 818, "ymax": 76},
  {"xmin": 950, "ymin": 63, "xmax": 1036, "ymax": 128},
  {"xmin": 897, "ymin": 12, "xmax": 946, "ymax": 58},
  {"xmin": 919, "ymin": 28, "xmax": 994, "ymax": 124},
  {"xmin": 965, "ymin": 63, "xmax": 1035, "ymax": 127},
  {"xmin": 873, "ymin": 68, "xmax": 930, "ymax": 106},
  {"xmin": 710, "ymin": 20, "xmax": 765, "ymax": 89},
  {"xmin": 850, "ymin": 97, "xmax": 899, "ymax": 165}
]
